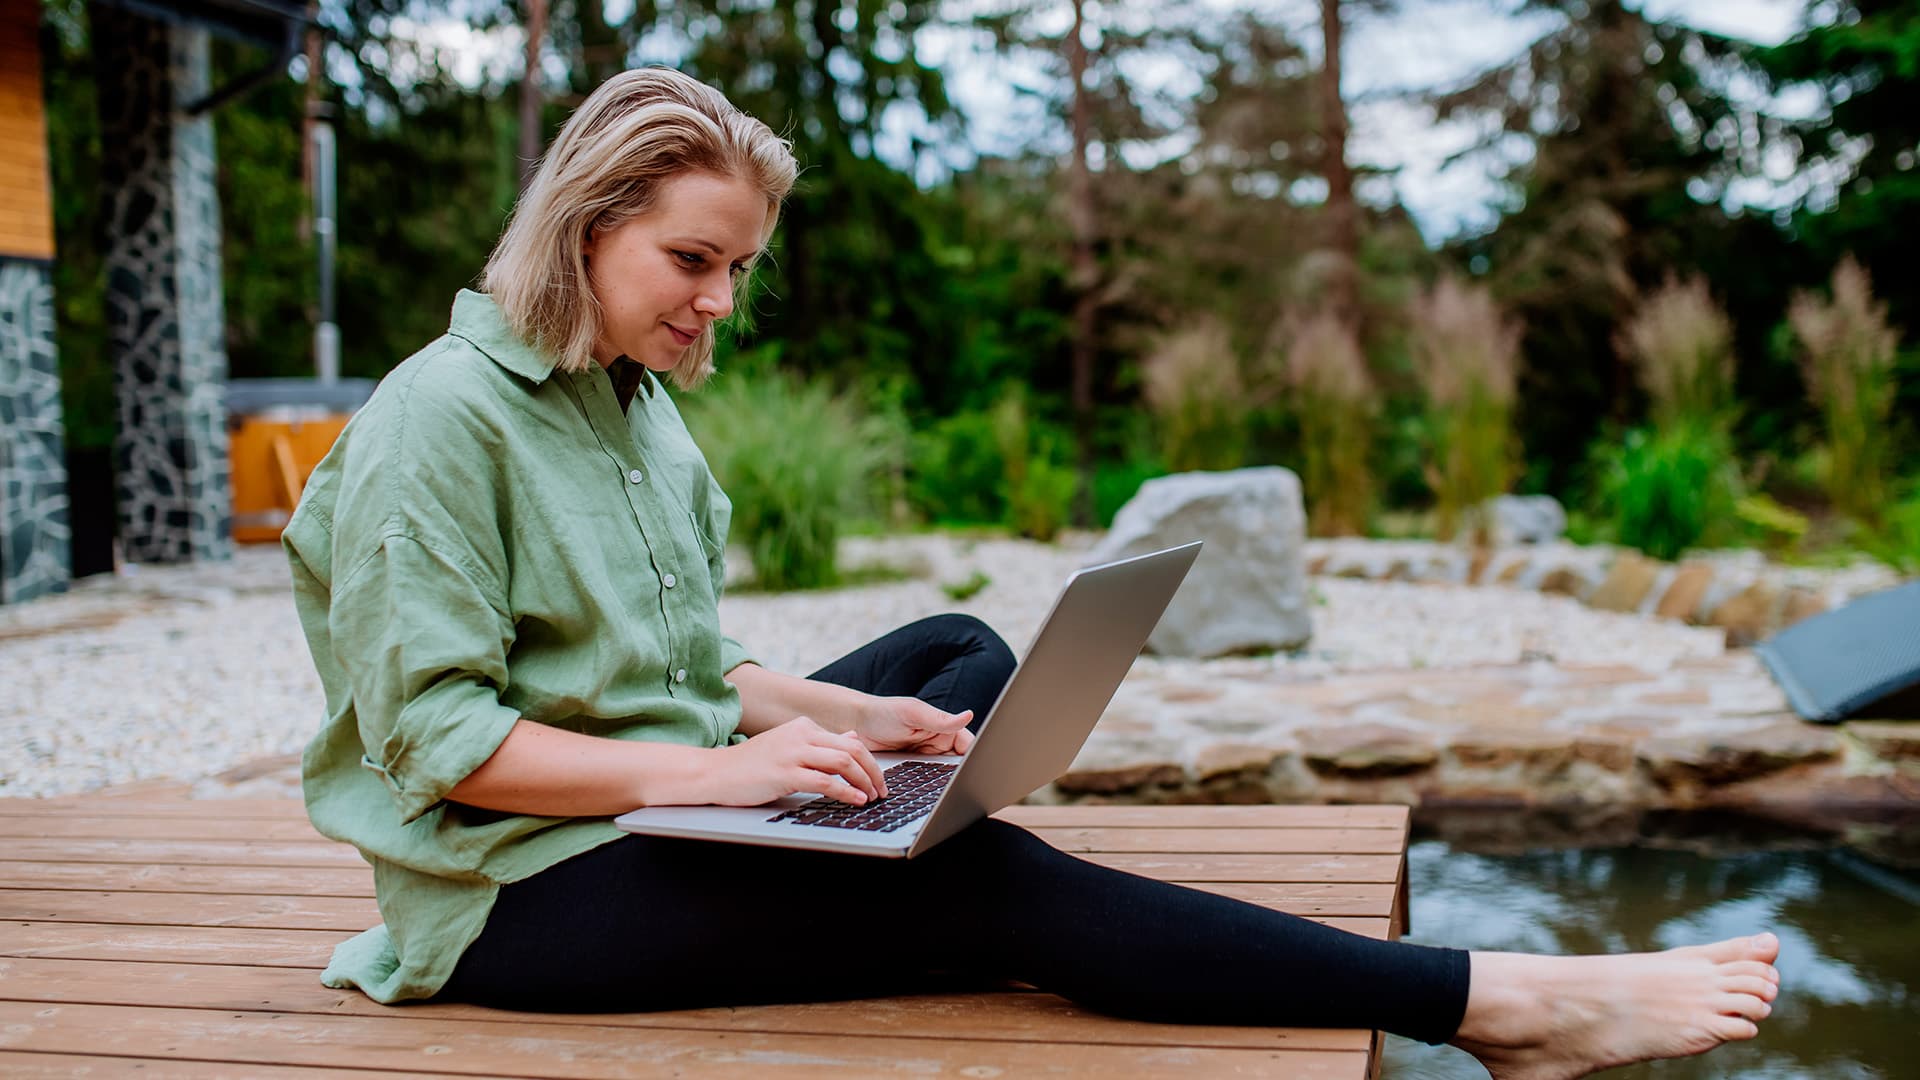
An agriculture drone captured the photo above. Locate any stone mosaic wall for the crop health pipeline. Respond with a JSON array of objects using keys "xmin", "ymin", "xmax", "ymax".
[
  {"xmin": 94, "ymin": 10, "xmax": 232, "ymax": 566},
  {"xmin": 0, "ymin": 258, "xmax": 70, "ymax": 603}
]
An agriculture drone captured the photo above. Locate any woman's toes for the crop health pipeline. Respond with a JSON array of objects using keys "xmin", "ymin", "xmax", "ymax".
[
  {"xmin": 1718, "ymin": 992, "xmax": 1772, "ymax": 1021},
  {"xmin": 1722, "ymin": 960, "xmax": 1779, "ymax": 986},
  {"xmin": 1707, "ymin": 1014, "xmax": 1761, "ymax": 1042},
  {"xmin": 1688, "ymin": 933, "xmax": 1779, "ymax": 965},
  {"xmin": 1722, "ymin": 974, "xmax": 1778, "ymax": 1002}
]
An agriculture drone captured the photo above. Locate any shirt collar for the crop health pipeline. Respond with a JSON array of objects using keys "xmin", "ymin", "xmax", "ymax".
[{"xmin": 448, "ymin": 289, "xmax": 561, "ymax": 384}]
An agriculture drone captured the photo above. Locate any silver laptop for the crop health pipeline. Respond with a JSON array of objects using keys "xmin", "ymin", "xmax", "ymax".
[{"xmin": 615, "ymin": 541, "xmax": 1202, "ymax": 858}]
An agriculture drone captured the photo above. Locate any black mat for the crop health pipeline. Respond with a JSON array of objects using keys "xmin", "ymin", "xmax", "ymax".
[{"xmin": 1755, "ymin": 581, "xmax": 1920, "ymax": 723}]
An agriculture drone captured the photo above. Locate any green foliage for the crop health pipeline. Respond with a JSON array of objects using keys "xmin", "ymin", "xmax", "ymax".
[
  {"xmin": 1141, "ymin": 320, "xmax": 1253, "ymax": 473},
  {"xmin": 1093, "ymin": 455, "xmax": 1168, "ymax": 528},
  {"xmin": 1734, "ymin": 493, "xmax": 1810, "ymax": 552},
  {"xmin": 1594, "ymin": 422, "xmax": 1741, "ymax": 561},
  {"xmin": 1283, "ymin": 312, "xmax": 1377, "ymax": 536},
  {"xmin": 940, "ymin": 570, "xmax": 992, "ymax": 602},
  {"xmin": 992, "ymin": 393, "xmax": 1076, "ymax": 543},
  {"xmin": 908, "ymin": 412, "xmax": 1007, "ymax": 526},
  {"xmin": 1788, "ymin": 258, "xmax": 1902, "ymax": 523},
  {"xmin": 1857, "ymin": 483, "xmax": 1920, "ymax": 575},
  {"xmin": 680, "ymin": 371, "xmax": 892, "ymax": 590},
  {"xmin": 1408, "ymin": 278, "xmax": 1520, "ymax": 541}
]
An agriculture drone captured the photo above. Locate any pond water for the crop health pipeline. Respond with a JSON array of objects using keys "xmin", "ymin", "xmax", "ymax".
[{"xmin": 1382, "ymin": 810, "xmax": 1920, "ymax": 1080}]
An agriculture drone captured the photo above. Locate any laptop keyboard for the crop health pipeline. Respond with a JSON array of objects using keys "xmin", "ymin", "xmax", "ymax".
[{"xmin": 765, "ymin": 761, "xmax": 959, "ymax": 833}]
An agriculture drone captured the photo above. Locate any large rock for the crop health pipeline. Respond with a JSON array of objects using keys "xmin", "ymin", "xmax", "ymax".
[
  {"xmin": 1089, "ymin": 467, "xmax": 1313, "ymax": 657},
  {"xmin": 1486, "ymin": 495, "xmax": 1568, "ymax": 545}
]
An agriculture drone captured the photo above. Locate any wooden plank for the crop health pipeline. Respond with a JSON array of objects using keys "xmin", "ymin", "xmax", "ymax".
[
  {"xmin": 0, "ymin": 862, "xmax": 375, "ymax": 897},
  {"xmin": 1002, "ymin": 805, "xmax": 1408, "ymax": 828},
  {"xmin": 0, "ymin": 890, "xmax": 380, "ymax": 930},
  {"xmin": 0, "ymin": 838, "xmax": 363, "ymax": 867},
  {"xmin": 0, "ymin": 799, "xmax": 1411, "ymax": 829},
  {"xmin": 0, "ymin": 817, "xmax": 336, "ymax": 841},
  {"xmin": 1088, "ymin": 853, "xmax": 1403, "ymax": 883},
  {"xmin": 0, "ymin": 1001, "xmax": 1372, "ymax": 1078},
  {"xmin": 0, "ymin": 915, "xmax": 1391, "ymax": 967},
  {"xmin": 0, "ymin": 1052, "xmax": 474, "ymax": 1080},
  {"xmin": 1029, "ymin": 827, "xmax": 1408, "ymax": 854},
  {"xmin": 0, "ymin": 816, "xmax": 1408, "ymax": 855},
  {"xmin": 1, "ymin": 922, "xmax": 341, "ymax": 967},
  {"xmin": 0, "ymin": 956, "xmax": 1374, "ymax": 1052},
  {"xmin": 0, "ymin": 799, "xmax": 307, "ymax": 818}
]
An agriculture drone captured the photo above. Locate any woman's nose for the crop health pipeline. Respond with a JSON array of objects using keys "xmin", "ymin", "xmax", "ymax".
[{"xmin": 693, "ymin": 274, "xmax": 734, "ymax": 320}]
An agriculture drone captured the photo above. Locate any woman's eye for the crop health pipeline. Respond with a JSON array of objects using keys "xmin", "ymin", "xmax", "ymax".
[
  {"xmin": 675, "ymin": 251, "xmax": 704, "ymax": 268},
  {"xmin": 729, "ymin": 264, "xmax": 749, "ymax": 279}
]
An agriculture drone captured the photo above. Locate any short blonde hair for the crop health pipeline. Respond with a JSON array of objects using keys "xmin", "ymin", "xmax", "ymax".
[{"xmin": 484, "ymin": 67, "xmax": 798, "ymax": 387}]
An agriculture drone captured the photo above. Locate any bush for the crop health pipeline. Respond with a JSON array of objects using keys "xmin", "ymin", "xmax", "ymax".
[
  {"xmin": 1858, "ymin": 482, "xmax": 1920, "ymax": 575},
  {"xmin": 1408, "ymin": 277, "xmax": 1520, "ymax": 541},
  {"xmin": 1281, "ymin": 311, "xmax": 1377, "ymax": 536},
  {"xmin": 1616, "ymin": 274, "xmax": 1737, "ymax": 430},
  {"xmin": 681, "ymin": 370, "xmax": 892, "ymax": 590},
  {"xmin": 1596, "ymin": 422, "xmax": 1741, "ymax": 561},
  {"xmin": 908, "ymin": 411, "xmax": 1007, "ymax": 525},
  {"xmin": 1789, "ymin": 257, "xmax": 1901, "ymax": 523},
  {"xmin": 1141, "ymin": 318, "xmax": 1253, "ymax": 472},
  {"xmin": 1093, "ymin": 454, "xmax": 1168, "ymax": 527},
  {"xmin": 992, "ymin": 392, "xmax": 1076, "ymax": 542}
]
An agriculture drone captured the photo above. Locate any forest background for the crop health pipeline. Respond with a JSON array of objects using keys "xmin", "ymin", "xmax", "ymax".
[{"xmin": 35, "ymin": 0, "xmax": 1920, "ymax": 587}]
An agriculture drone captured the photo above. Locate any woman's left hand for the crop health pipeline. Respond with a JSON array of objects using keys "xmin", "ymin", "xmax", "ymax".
[{"xmin": 851, "ymin": 696, "xmax": 975, "ymax": 755}]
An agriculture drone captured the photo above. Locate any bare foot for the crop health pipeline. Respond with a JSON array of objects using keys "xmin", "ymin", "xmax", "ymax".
[{"xmin": 1450, "ymin": 933, "xmax": 1782, "ymax": 1080}]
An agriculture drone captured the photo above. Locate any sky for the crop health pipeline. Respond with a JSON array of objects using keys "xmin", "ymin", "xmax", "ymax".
[{"xmin": 387, "ymin": 0, "xmax": 1813, "ymax": 244}]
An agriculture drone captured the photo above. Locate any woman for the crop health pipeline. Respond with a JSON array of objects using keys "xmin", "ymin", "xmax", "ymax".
[{"xmin": 285, "ymin": 67, "xmax": 1780, "ymax": 1079}]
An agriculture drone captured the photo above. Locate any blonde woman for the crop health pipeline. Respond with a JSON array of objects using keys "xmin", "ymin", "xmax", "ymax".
[{"xmin": 286, "ymin": 67, "xmax": 1781, "ymax": 1080}]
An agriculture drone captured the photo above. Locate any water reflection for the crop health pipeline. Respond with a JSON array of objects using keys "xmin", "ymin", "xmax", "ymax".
[{"xmin": 1383, "ymin": 812, "xmax": 1920, "ymax": 1080}]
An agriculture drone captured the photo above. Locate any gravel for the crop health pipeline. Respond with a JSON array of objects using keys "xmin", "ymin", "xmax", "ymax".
[{"xmin": 1, "ymin": 534, "xmax": 1737, "ymax": 798}]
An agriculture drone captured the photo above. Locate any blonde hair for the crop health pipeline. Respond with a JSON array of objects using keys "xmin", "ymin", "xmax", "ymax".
[{"xmin": 484, "ymin": 67, "xmax": 798, "ymax": 387}]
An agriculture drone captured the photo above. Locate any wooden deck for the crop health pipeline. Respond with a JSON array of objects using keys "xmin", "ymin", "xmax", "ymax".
[{"xmin": 0, "ymin": 797, "xmax": 1411, "ymax": 1078}]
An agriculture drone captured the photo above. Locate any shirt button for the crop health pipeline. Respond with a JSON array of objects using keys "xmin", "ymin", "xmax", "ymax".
[
  {"xmin": 674, "ymin": 668, "xmax": 687, "ymax": 684},
  {"xmin": 627, "ymin": 468, "xmax": 644, "ymax": 484},
  {"xmin": 662, "ymin": 572, "xmax": 677, "ymax": 588}
]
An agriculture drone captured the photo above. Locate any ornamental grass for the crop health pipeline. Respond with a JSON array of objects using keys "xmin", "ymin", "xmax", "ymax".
[
  {"xmin": 1789, "ymin": 257, "xmax": 1901, "ymax": 523},
  {"xmin": 1408, "ymin": 277, "xmax": 1520, "ymax": 542}
]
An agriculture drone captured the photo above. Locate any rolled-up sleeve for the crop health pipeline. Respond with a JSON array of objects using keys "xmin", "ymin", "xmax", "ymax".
[{"xmin": 330, "ymin": 534, "xmax": 522, "ymax": 824}]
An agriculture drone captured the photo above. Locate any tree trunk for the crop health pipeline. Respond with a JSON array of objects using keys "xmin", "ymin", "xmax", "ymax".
[
  {"xmin": 1067, "ymin": 0, "xmax": 1098, "ymax": 526},
  {"xmin": 519, "ymin": 0, "xmax": 549, "ymax": 189},
  {"xmin": 1319, "ymin": 0, "xmax": 1358, "ymax": 333},
  {"xmin": 299, "ymin": 3, "xmax": 323, "ymax": 243}
]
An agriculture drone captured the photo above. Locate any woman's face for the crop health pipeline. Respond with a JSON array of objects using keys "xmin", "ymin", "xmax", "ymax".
[{"xmin": 584, "ymin": 170, "xmax": 773, "ymax": 372}]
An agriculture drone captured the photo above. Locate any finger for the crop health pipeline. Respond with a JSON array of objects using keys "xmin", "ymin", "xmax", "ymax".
[
  {"xmin": 838, "ymin": 730, "xmax": 888, "ymax": 797},
  {"xmin": 953, "ymin": 727, "xmax": 975, "ymax": 754},
  {"xmin": 796, "ymin": 767, "xmax": 869, "ymax": 806},
  {"xmin": 922, "ymin": 707, "xmax": 972, "ymax": 731},
  {"xmin": 802, "ymin": 746, "xmax": 880, "ymax": 802}
]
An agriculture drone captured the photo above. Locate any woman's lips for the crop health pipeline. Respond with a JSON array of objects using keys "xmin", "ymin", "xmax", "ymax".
[{"xmin": 666, "ymin": 324, "xmax": 697, "ymax": 346}]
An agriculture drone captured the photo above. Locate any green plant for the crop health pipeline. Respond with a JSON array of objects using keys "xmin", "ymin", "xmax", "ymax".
[
  {"xmin": 1734, "ymin": 493, "xmax": 1810, "ymax": 552},
  {"xmin": 941, "ymin": 570, "xmax": 993, "ymax": 602},
  {"xmin": 992, "ymin": 392, "xmax": 1076, "ymax": 542},
  {"xmin": 1141, "ymin": 318, "xmax": 1253, "ymax": 472},
  {"xmin": 1789, "ymin": 257, "xmax": 1901, "ymax": 523},
  {"xmin": 1408, "ymin": 277, "xmax": 1520, "ymax": 541},
  {"xmin": 1856, "ymin": 482, "xmax": 1920, "ymax": 575},
  {"xmin": 1595, "ymin": 422, "xmax": 1741, "ymax": 561},
  {"xmin": 1616, "ymin": 274, "xmax": 1737, "ymax": 430},
  {"xmin": 908, "ymin": 411, "xmax": 1008, "ymax": 525},
  {"xmin": 1093, "ymin": 454, "xmax": 1168, "ymax": 527},
  {"xmin": 1280, "ymin": 311, "xmax": 1377, "ymax": 536},
  {"xmin": 681, "ymin": 370, "xmax": 892, "ymax": 590}
]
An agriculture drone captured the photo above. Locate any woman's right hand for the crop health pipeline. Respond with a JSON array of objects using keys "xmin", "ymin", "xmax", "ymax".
[{"xmin": 705, "ymin": 716, "xmax": 888, "ymax": 807}]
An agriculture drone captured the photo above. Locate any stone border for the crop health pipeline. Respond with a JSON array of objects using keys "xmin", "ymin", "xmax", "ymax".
[{"xmin": 1303, "ymin": 540, "xmax": 1906, "ymax": 646}]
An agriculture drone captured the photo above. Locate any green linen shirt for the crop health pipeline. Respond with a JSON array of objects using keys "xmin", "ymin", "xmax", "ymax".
[{"xmin": 283, "ymin": 289, "xmax": 754, "ymax": 1003}]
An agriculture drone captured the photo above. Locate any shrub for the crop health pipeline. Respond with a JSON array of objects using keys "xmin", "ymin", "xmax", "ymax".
[
  {"xmin": 1789, "ymin": 257, "xmax": 1901, "ymax": 522},
  {"xmin": 681, "ymin": 370, "xmax": 892, "ymax": 590},
  {"xmin": 1093, "ymin": 454, "xmax": 1168, "ymax": 527},
  {"xmin": 908, "ymin": 411, "xmax": 1007, "ymax": 525},
  {"xmin": 992, "ymin": 392, "xmax": 1076, "ymax": 542},
  {"xmin": 1141, "ymin": 318, "xmax": 1252, "ymax": 472},
  {"xmin": 1857, "ymin": 481, "xmax": 1920, "ymax": 575},
  {"xmin": 1596, "ymin": 422, "xmax": 1741, "ymax": 561},
  {"xmin": 1616, "ymin": 274, "xmax": 1737, "ymax": 430},
  {"xmin": 1279, "ymin": 310, "xmax": 1376, "ymax": 536},
  {"xmin": 1408, "ymin": 277, "xmax": 1520, "ymax": 541}
]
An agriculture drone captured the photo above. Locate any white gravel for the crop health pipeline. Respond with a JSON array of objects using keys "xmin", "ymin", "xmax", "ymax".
[{"xmin": 1, "ymin": 534, "xmax": 1735, "ymax": 798}]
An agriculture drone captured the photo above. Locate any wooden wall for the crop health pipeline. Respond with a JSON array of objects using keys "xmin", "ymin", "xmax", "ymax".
[{"xmin": 0, "ymin": 0, "xmax": 55, "ymax": 262}]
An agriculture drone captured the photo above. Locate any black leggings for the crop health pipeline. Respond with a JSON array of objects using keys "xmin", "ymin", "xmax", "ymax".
[{"xmin": 439, "ymin": 614, "xmax": 1471, "ymax": 1044}]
